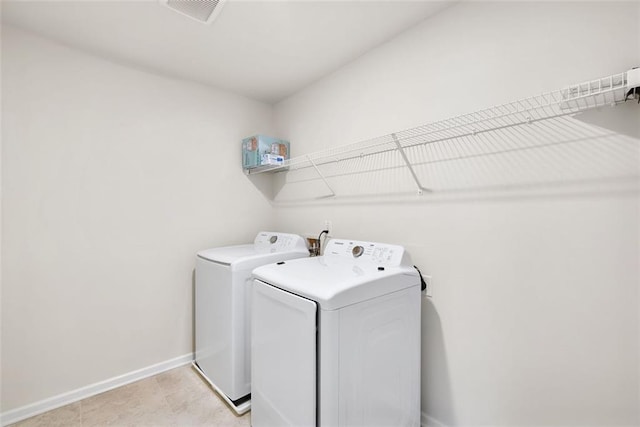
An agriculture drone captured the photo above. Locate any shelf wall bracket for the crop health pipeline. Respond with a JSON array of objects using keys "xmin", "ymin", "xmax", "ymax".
[
  {"xmin": 391, "ymin": 133, "xmax": 430, "ymax": 195},
  {"xmin": 307, "ymin": 155, "xmax": 336, "ymax": 198}
]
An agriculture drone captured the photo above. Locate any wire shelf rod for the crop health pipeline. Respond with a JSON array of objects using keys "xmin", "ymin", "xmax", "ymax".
[
  {"xmin": 248, "ymin": 70, "xmax": 634, "ymax": 195},
  {"xmin": 280, "ymin": 107, "xmax": 586, "ymax": 174}
]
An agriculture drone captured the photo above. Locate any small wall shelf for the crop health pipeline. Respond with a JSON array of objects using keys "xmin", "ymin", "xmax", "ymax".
[{"xmin": 247, "ymin": 69, "xmax": 640, "ymax": 202}]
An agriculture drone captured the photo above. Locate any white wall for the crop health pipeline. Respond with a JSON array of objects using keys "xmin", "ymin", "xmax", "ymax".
[
  {"xmin": 1, "ymin": 26, "xmax": 274, "ymax": 412},
  {"xmin": 273, "ymin": 2, "xmax": 640, "ymax": 426},
  {"xmin": 2, "ymin": 2, "xmax": 639, "ymax": 425},
  {"xmin": 0, "ymin": 2, "xmax": 4, "ymax": 417}
]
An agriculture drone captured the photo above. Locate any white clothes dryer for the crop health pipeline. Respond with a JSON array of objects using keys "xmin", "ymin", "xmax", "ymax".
[
  {"xmin": 251, "ymin": 238, "xmax": 421, "ymax": 427},
  {"xmin": 193, "ymin": 231, "xmax": 308, "ymax": 414}
]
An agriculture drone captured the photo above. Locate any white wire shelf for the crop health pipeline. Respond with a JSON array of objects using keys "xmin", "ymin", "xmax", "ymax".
[{"xmin": 247, "ymin": 69, "xmax": 640, "ymax": 201}]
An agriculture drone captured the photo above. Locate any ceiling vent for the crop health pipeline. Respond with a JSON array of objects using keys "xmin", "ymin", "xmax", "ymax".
[{"xmin": 161, "ymin": 0, "xmax": 227, "ymax": 24}]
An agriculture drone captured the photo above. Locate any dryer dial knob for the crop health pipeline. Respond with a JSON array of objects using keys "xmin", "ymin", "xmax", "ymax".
[{"xmin": 352, "ymin": 245, "xmax": 364, "ymax": 258}]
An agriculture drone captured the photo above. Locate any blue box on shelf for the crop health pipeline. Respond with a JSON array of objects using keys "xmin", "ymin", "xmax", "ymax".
[{"xmin": 242, "ymin": 135, "xmax": 290, "ymax": 170}]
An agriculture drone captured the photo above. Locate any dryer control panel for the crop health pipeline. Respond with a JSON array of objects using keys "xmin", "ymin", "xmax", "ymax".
[
  {"xmin": 254, "ymin": 232, "xmax": 308, "ymax": 253},
  {"xmin": 324, "ymin": 239, "xmax": 408, "ymax": 267}
]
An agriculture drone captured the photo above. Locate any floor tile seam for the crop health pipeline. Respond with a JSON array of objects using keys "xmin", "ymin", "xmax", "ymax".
[{"xmin": 152, "ymin": 374, "xmax": 179, "ymax": 419}]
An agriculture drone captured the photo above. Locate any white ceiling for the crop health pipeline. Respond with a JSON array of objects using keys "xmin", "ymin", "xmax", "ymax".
[{"xmin": 1, "ymin": 0, "xmax": 453, "ymax": 103}]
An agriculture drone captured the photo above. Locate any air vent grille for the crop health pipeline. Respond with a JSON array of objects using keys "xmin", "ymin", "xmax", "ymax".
[{"xmin": 163, "ymin": 0, "xmax": 225, "ymax": 24}]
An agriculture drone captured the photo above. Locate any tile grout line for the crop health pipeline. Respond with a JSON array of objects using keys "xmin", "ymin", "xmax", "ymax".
[{"xmin": 152, "ymin": 372, "xmax": 177, "ymax": 424}]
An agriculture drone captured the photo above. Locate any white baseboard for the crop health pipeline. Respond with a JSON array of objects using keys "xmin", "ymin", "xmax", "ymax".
[
  {"xmin": 422, "ymin": 411, "xmax": 448, "ymax": 427},
  {"xmin": 0, "ymin": 353, "xmax": 194, "ymax": 427}
]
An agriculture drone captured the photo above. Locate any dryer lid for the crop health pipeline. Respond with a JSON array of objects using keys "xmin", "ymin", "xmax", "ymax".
[{"xmin": 252, "ymin": 239, "xmax": 419, "ymax": 310}]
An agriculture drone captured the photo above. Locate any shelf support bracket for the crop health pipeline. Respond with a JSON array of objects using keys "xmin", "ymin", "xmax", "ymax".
[
  {"xmin": 392, "ymin": 133, "xmax": 430, "ymax": 195},
  {"xmin": 307, "ymin": 155, "xmax": 336, "ymax": 198}
]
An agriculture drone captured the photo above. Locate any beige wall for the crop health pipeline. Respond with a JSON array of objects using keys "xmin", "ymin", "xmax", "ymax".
[
  {"xmin": 1, "ymin": 26, "xmax": 274, "ymax": 411},
  {"xmin": 273, "ymin": 2, "xmax": 640, "ymax": 425}
]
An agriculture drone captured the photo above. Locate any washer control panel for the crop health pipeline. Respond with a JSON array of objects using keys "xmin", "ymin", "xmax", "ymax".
[
  {"xmin": 324, "ymin": 239, "xmax": 406, "ymax": 266},
  {"xmin": 254, "ymin": 232, "xmax": 308, "ymax": 253}
]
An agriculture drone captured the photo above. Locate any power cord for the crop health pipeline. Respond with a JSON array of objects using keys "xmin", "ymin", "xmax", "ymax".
[
  {"xmin": 413, "ymin": 265, "xmax": 427, "ymax": 291},
  {"xmin": 317, "ymin": 229, "xmax": 329, "ymax": 256}
]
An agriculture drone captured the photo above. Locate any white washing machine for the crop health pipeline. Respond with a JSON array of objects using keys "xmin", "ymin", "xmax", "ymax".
[
  {"xmin": 193, "ymin": 231, "xmax": 308, "ymax": 414},
  {"xmin": 251, "ymin": 238, "xmax": 421, "ymax": 427}
]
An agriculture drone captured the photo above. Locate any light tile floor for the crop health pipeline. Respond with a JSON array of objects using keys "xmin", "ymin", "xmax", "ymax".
[{"xmin": 10, "ymin": 365, "xmax": 251, "ymax": 427}]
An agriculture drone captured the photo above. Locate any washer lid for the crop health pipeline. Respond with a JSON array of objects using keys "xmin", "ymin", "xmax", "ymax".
[
  {"xmin": 197, "ymin": 232, "xmax": 309, "ymax": 270},
  {"xmin": 197, "ymin": 244, "xmax": 258, "ymax": 265},
  {"xmin": 252, "ymin": 239, "xmax": 419, "ymax": 310}
]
